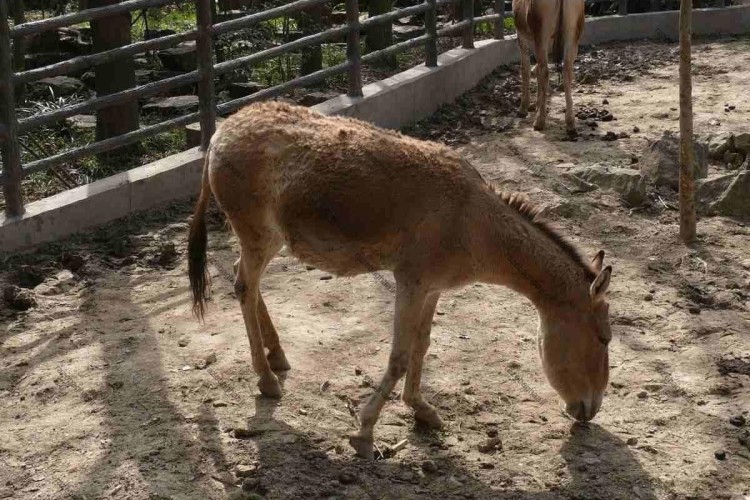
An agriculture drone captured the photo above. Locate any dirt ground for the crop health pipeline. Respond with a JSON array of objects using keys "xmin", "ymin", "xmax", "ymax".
[{"xmin": 1, "ymin": 37, "xmax": 750, "ymax": 500}]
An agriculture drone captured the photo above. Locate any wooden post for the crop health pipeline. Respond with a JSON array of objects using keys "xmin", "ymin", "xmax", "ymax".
[
  {"xmin": 679, "ymin": 0, "xmax": 695, "ymax": 244},
  {"xmin": 345, "ymin": 0, "xmax": 362, "ymax": 97},
  {"xmin": 0, "ymin": 0, "xmax": 25, "ymax": 217},
  {"xmin": 493, "ymin": 0, "xmax": 504, "ymax": 40},
  {"xmin": 196, "ymin": 0, "xmax": 216, "ymax": 151},
  {"xmin": 462, "ymin": 0, "xmax": 474, "ymax": 49},
  {"xmin": 619, "ymin": 0, "xmax": 628, "ymax": 15},
  {"xmin": 89, "ymin": 0, "xmax": 140, "ymax": 147},
  {"xmin": 425, "ymin": 0, "xmax": 438, "ymax": 66},
  {"xmin": 11, "ymin": 0, "xmax": 26, "ymax": 101}
]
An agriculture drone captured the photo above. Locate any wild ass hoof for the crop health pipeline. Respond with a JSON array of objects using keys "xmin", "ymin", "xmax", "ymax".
[
  {"xmin": 257, "ymin": 371, "xmax": 282, "ymax": 398},
  {"xmin": 267, "ymin": 348, "xmax": 291, "ymax": 372},
  {"xmin": 348, "ymin": 433, "xmax": 375, "ymax": 460},
  {"xmin": 414, "ymin": 405, "xmax": 445, "ymax": 429}
]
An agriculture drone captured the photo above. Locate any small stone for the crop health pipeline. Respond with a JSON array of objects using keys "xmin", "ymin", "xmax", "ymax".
[
  {"xmin": 338, "ymin": 469, "xmax": 358, "ymax": 484},
  {"xmin": 242, "ymin": 477, "xmax": 260, "ymax": 492},
  {"xmin": 235, "ymin": 464, "xmax": 257, "ymax": 478},
  {"xmin": 320, "ymin": 381, "xmax": 331, "ymax": 392},
  {"xmin": 486, "ymin": 429, "xmax": 498, "ymax": 438},
  {"xmin": 204, "ymin": 352, "xmax": 217, "ymax": 367},
  {"xmin": 298, "ymin": 408, "xmax": 308, "ymax": 415},
  {"xmin": 714, "ymin": 449, "xmax": 726, "ymax": 460},
  {"xmin": 178, "ymin": 337, "xmax": 189, "ymax": 347},
  {"xmin": 637, "ymin": 390, "xmax": 648, "ymax": 399},
  {"xmin": 354, "ymin": 366, "xmax": 362, "ymax": 376},
  {"xmin": 688, "ymin": 306, "xmax": 701, "ymax": 315},
  {"xmin": 602, "ymin": 98, "xmax": 609, "ymax": 105},
  {"xmin": 602, "ymin": 131, "xmax": 619, "ymax": 142},
  {"xmin": 422, "ymin": 460, "xmax": 439, "ymax": 473},
  {"xmin": 478, "ymin": 437, "xmax": 503, "ymax": 453},
  {"xmin": 305, "ymin": 265, "xmax": 315, "ymax": 271},
  {"xmin": 643, "ymin": 294, "xmax": 654, "ymax": 302},
  {"xmin": 633, "ymin": 126, "xmax": 641, "ymax": 133},
  {"xmin": 3, "ymin": 285, "xmax": 36, "ymax": 311},
  {"xmin": 320, "ymin": 275, "xmax": 333, "ymax": 281},
  {"xmin": 729, "ymin": 415, "xmax": 746, "ymax": 427},
  {"xmin": 212, "ymin": 400, "xmax": 227, "ymax": 408},
  {"xmin": 626, "ymin": 437, "xmax": 638, "ymax": 446},
  {"xmin": 479, "ymin": 462, "xmax": 495, "ymax": 469},
  {"xmin": 233, "ymin": 428, "xmax": 262, "ymax": 439}
]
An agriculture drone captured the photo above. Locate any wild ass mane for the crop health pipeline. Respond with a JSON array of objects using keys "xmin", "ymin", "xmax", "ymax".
[{"xmin": 494, "ymin": 189, "xmax": 597, "ymax": 283}]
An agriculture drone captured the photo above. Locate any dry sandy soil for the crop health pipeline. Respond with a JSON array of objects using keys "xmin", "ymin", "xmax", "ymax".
[{"xmin": 1, "ymin": 37, "xmax": 749, "ymax": 500}]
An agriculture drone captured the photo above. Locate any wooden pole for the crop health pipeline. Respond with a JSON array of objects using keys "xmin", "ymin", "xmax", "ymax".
[
  {"xmin": 493, "ymin": 0, "xmax": 504, "ymax": 40},
  {"xmin": 196, "ymin": 0, "xmax": 216, "ymax": 151},
  {"xmin": 425, "ymin": 0, "xmax": 437, "ymax": 67},
  {"xmin": 11, "ymin": 0, "xmax": 26, "ymax": 101},
  {"xmin": 345, "ymin": 0, "xmax": 363, "ymax": 97},
  {"xmin": 679, "ymin": 0, "xmax": 696, "ymax": 244},
  {"xmin": 0, "ymin": 0, "xmax": 25, "ymax": 217},
  {"xmin": 462, "ymin": 0, "xmax": 474, "ymax": 49}
]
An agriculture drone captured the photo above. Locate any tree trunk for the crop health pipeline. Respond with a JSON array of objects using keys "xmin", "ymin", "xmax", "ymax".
[
  {"xmin": 679, "ymin": 0, "xmax": 696, "ymax": 243},
  {"xmin": 89, "ymin": 0, "xmax": 139, "ymax": 145}
]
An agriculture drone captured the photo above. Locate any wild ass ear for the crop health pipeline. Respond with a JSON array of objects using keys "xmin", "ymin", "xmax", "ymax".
[
  {"xmin": 590, "ymin": 265, "xmax": 612, "ymax": 302},
  {"xmin": 591, "ymin": 250, "xmax": 606, "ymax": 273}
]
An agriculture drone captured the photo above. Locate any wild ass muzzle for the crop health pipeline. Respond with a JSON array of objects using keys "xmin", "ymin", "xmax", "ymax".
[
  {"xmin": 513, "ymin": 0, "xmax": 586, "ymax": 134},
  {"xmin": 188, "ymin": 102, "xmax": 613, "ymax": 459}
]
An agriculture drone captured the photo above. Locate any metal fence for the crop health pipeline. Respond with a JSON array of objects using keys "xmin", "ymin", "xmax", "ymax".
[{"xmin": 0, "ymin": 0, "xmax": 506, "ymax": 218}]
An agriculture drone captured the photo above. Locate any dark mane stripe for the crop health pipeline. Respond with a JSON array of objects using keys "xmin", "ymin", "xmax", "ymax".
[{"xmin": 497, "ymin": 190, "xmax": 597, "ymax": 283}]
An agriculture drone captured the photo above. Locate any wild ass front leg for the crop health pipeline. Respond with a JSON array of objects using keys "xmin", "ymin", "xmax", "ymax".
[
  {"xmin": 235, "ymin": 251, "xmax": 282, "ymax": 398},
  {"xmin": 349, "ymin": 283, "xmax": 428, "ymax": 459},
  {"xmin": 518, "ymin": 39, "xmax": 531, "ymax": 118},
  {"xmin": 533, "ymin": 41, "xmax": 550, "ymax": 131},
  {"xmin": 402, "ymin": 292, "xmax": 442, "ymax": 428}
]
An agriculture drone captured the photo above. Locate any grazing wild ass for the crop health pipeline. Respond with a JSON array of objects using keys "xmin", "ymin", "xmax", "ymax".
[
  {"xmin": 513, "ymin": 0, "xmax": 586, "ymax": 134},
  {"xmin": 188, "ymin": 102, "xmax": 613, "ymax": 459}
]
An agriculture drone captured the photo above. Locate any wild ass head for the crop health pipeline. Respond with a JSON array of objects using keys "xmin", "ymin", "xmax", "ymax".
[{"xmin": 537, "ymin": 250, "xmax": 612, "ymax": 422}]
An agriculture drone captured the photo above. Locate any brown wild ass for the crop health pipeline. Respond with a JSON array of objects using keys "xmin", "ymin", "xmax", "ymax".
[
  {"xmin": 188, "ymin": 102, "xmax": 613, "ymax": 459},
  {"xmin": 513, "ymin": 0, "xmax": 586, "ymax": 134}
]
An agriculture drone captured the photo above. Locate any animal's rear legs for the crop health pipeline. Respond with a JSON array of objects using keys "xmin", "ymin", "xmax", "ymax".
[
  {"xmin": 517, "ymin": 40, "xmax": 532, "ymax": 118},
  {"xmin": 234, "ymin": 251, "xmax": 283, "ymax": 398},
  {"xmin": 234, "ymin": 257, "xmax": 291, "ymax": 373}
]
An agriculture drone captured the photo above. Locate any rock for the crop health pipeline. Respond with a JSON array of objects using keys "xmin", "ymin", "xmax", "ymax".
[
  {"xmin": 338, "ymin": 469, "xmax": 358, "ymax": 484},
  {"xmin": 354, "ymin": 366, "xmax": 362, "ymax": 376},
  {"xmin": 157, "ymin": 42, "xmax": 197, "ymax": 72},
  {"xmin": 707, "ymin": 132, "xmax": 735, "ymax": 160},
  {"xmin": 626, "ymin": 437, "xmax": 638, "ymax": 446},
  {"xmin": 241, "ymin": 477, "xmax": 260, "ymax": 492},
  {"xmin": 65, "ymin": 114, "xmax": 96, "ymax": 129},
  {"xmin": 233, "ymin": 427, "xmax": 262, "ymax": 439},
  {"xmin": 479, "ymin": 462, "xmax": 495, "ymax": 469},
  {"xmin": 235, "ymin": 464, "xmax": 258, "ymax": 478},
  {"xmin": 730, "ymin": 415, "xmax": 746, "ymax": 427},
  {"xmin": 643, "ymin": 293, "xmax": 654, "ymax": 301},
  {"xmin": 714, "ymin": 449, "xmax": 727, "ymax": 460},
  {"xmin": 178, "ymin": 337, "xmax": 190, "ymax": 347},
  {"xmin": 229, "ymin": 82, "xmax": 267, "ymax": 100},
  {"xmin": 709, "ymin": 171, "xmax": 750, "ymax": 217},
  {"xmin": 637, "ymin": 390, "xmax": 648, "ymax": 399},
  {"xmin": 564, "ymin": 165, "xmax": 647, "ymax": 206},
  {"xmin": 602, "ymin": 131, "xmax": 619, "ymax": 142},
  {"xmin": 156, "ymin": 242, "xmax": 178, "ymax": 267},
  {"xmin": 696, "ymin": 173, "xmax": 736, "ymax": 211},
  {"xmin": 486, "ymin": 428, "xmax": 499, "ymax": 438},
  {"xmin": 212, "ymin": 400, "xmax": 228, "ymax": 408},
  {"xmin": 393, "ymin": 24, "xmax": 424, "ymax": 41},
  {"xmin": 143, "ymin": 96, "xmax": 200, "ymax": 116},
  {"xmin": 735, "ymin": 133, "xmax": 750, "ymax": 155},
  {"xmin": 33, "ymin": 76, "xmax": 85, "ymax": 96},
  {"xmin": 299, "ymin": 91, "xmax": 338, "ymax": 107},
  {"xmin": 3, "ymin": 285, "xmax": 37, "ymax": 311},
  {"xmin": 422, "ymin": 460, "xmax": 438, "ymax": 473},
  {"xmin": 639, "ymin": 131, "xmax": 708, "ymax": 189},
  {"xmin": 478, "ymin": 437, "xmax": 502, "ymax": 453}
]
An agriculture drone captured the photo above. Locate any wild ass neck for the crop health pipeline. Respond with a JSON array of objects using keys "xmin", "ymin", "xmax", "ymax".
[{"xmin": 470, "ymin": 192, "xmax": 593, "ymax": 308}]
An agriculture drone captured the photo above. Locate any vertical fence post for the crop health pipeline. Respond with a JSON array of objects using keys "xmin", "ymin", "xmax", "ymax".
[
  {"xmin": 462, "ymin": 0, "xmax": 474, "ymax": 49},
  {"xmin": 425, "ymin": 0, "xmax": 438, "ymax": 66},
  {"xmin": 196, "ymin": 0, "xmax": 216, "ymax": 151},
  {"xmin": 493, "ymin": 0, "xmax": 504, "ymax": 39},
  {"xmin": 619, "ymin": 0, "xmax": 628, "ymax": 15},
  {"xmin": 0, "ymin": 0, "xmax": 25, "ymax": 217},
  {"xmin": 11, "ymin": 0, "xmax": 26, "ymax": 100},
  {"xmin": 345, "ymin": 0, "xmax": 363, "ymax": 97}
]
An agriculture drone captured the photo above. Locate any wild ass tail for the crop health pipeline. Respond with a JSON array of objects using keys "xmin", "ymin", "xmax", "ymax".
[
  {"xmin": 551, "ymin": 0, "xmax": 565, "ymax": 72},
  {"xmin": 188, "ymin": 150, "xmax": 212, "ymax": 319}
]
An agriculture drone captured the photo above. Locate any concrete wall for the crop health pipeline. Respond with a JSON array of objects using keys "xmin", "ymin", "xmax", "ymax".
[{"xmin": 1, "ymin": 5, "xmax": 749, "ymax": 254}]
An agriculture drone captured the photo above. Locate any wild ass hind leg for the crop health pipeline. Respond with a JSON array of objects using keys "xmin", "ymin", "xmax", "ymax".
[
  {"xmin": 517, "ymin": 38, "xmax": 531, "ymax": 118},
  {"xmin": 349, "ymin": 281, "xmax": 429, "ymax": 459},
  {"xmin": 235, "ymin": 240, "xmax": 284, "ymax": 398},
  {"xmin": 402, "ymin": 292, "xmax": 443, "ymax": 429},
  {"xmin": 234, "ymin": 256, "xmax": 291, "ymax": 372},
  {"xmin": 533, "ymin": 39, "xmax": 550, "ymax": 131},
  {"xmin": 563, "ymin": 39, "xmax": 579, "ymax": 136}
]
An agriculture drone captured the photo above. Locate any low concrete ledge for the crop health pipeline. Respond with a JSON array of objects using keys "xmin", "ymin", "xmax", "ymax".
[
  {"xmin": 2, "ymin": 5, "xmax": 749, "ymax": 253},
  {"xmin": 0, "ymin": 148, "xmax": 204, "ymax": 253}
]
